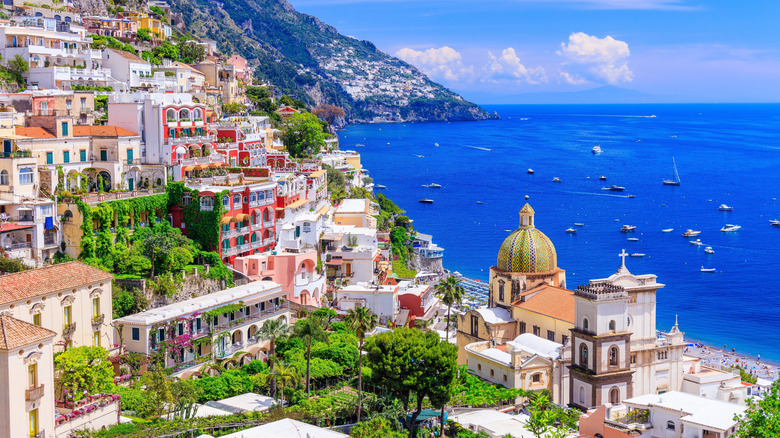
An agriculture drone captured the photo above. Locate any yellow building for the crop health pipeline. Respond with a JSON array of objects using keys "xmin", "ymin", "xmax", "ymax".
[
  {"xmin": 123, "ymin": 13, "xmax": 165, "ymax": 40},
  {"xmin": 333, "ymin": 198, "xmax": 377, "ymax": 228}
]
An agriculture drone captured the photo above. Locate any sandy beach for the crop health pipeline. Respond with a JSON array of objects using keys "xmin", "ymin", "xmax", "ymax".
[{"xmin": 683, "ymin": 340, "xmax": 779, "ymax": 387}]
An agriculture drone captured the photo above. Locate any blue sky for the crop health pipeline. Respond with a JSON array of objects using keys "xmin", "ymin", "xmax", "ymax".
[{"xmin": 287, "ymin": 0, "xmax": 780, "ymax": 103}]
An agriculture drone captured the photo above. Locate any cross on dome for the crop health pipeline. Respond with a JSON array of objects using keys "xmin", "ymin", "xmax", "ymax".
[{"xmin": 619, "ymin": 249, "xmax": 628, "ymax": 267}]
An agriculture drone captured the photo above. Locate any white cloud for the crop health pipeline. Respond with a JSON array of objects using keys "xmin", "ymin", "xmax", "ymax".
[
  {"xmin": 557, "ymin": 32, "xmax": 633, "ymax": 84},
  {"xmin": 483, "ymin": 48, "xmax": 547, "ymax": 84},
  {"xmin": 395, "ymin": 46, "xmax": 473, "ymax": 81}
]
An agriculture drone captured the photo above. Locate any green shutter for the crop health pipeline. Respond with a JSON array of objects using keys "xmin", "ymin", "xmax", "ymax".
[
  {"xmin": 79, "ymin": 150, "xmax": 86, "ymax": 161},
  {"xmin": 46, "ymin": 152, "xmax": 53, "ymax": 164}
]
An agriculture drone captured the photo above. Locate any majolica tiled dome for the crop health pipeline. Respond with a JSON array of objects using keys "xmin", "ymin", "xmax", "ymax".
[{"xmin": 496, "ymin": 203, "xmax": 557, "ymax": 273}]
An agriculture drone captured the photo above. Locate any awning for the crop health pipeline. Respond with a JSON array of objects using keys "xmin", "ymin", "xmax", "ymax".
[
  {"xmin": 183, "ymin": 165, "xmax": 196, "ymax": 172},
  {"xmin": 321, "ymin": 233, "xmax": 344, "ymax": 241},
  {"xmin": 208, "ymin": 162, "xmax": 223, "ymax": 168},
  {"xmin": 0, "ymin": 224, "xmax": 33, "ymax": 233},
  {"xmin": 220, "ymin": 216, "xmax": 237, "ymax": 224},
  {"xmin": 235, "ymin": 213, "xmax": 250, "ymax": 221},
  {"xmin": 316, "ymin": 204, "xmax": 331, "ymax": 217},
  {"xmin": 285, "ymin": 199, "xmax": 308, "ymax": 210},
  {"xmin": 326, "ymin": 258, "xmax": 343, "ymax": 266}
]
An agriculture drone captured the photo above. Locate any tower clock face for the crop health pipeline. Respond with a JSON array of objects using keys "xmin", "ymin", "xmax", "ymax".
[{"xmin": 627, "ymin": 314, "xmax": 633, "ymax": 327}]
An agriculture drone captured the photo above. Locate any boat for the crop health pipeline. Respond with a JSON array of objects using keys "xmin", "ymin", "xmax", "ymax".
[
  {"xmin": 720, "ymin": 224, "xmax": 741, "ymax": 232},
  {"xmin": 592, "ymin": 144, "xmax": 602, "ymax": 154},
  {"xmin": 355, "ymin": 143, "xmax": 365, "ymax": 147},
  {"xmin": 620, "ymin": 225, "xmax": 637, "ymax": 233},
  {"xmin": 374, "ymin": 184, "xmax": 387, "ymax": 189},
  {"xmin": 628, "ymin": 194, "xmax": 636, "ymax": 198},
  {"xmin": 504, "ymin": 229, "xmax": 512, "ymax": 232},
  {"xmin": 662, "ymin": 157, "xmax": 681, "ymax": 186},
  {"xmin": 631, "ymin": 253, "xmax": 645, "ymax": 257},
  {"xmin": 627, "ymin": 237, "xmax": 639, "ymax": 241},
  {"xmin": 718, "ymin": 204, "xmax": 733, "ymax": 211},
  {"xmin": 603, "ymin": 185, "xmax": 626, "ymax": 192},
  {"xmin": 704, "ymin": 246, "xmax": 714, "ymax": 254},
  {"xmin": 418, "ymin": 199, "xmax": 434, "ymax": 204},
  {"xmin": 413, "ymin": 154, "xmax": 425, "ymax": 158},
  {"xmin": 527, "ymin": 169, "xmax": 534, "ymax": 174},
  {"xmin": 690, "ymin": 239, "xmax": 704, "ymax": 246},
  {"xmin": 422, "ymin": 183, "xmax": 442, "ymax": 188},
  {"xmin": 683, "ymin": 229, "xmax": 701, "ymax": 237},
  {"xmin": 476, "ymin": 201, "xmax": 483, "ymax": 204},
  {"xmin": 701, "ymin": 267, "xmax": 716, "ymax": 273},
  {"xmin": 434, "ymin": 142, "xmax": 439, "ymax": 147},
  {"xmin": 662, "ymin": 228, "xmax": 673, "ymax": 233},
  {"xmin": 552, "ymin": 177, "xmax": 561, "ymax": 183},
  {"xmin": 566, "ymin": 228, "xmax": 577, "ymax": 234},
  {"xmin": 770, "ymin": 219, "xmax": 780, "ymax": 226},
  {"xmin": 574, "ymin": 223, "xmax": 584, "ymax": 227},
  {"xmin": 599, "ymin": 176, "xmax": 607, "ymax": 181}
]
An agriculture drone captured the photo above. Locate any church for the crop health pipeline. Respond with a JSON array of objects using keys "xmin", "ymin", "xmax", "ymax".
[{"xmin": 457, "ymin": 201, "xmax": 687, "ymax": 408}]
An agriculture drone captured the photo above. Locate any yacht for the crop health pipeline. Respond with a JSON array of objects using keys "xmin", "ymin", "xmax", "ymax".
[
  {"xmin": 422, "ymin": 183, "xmax": 442, "ymax": 188},
  {"xmin": 374, "ymin": 184, "xmax": 387, "ymax": 189},
  {"xmin": 770, "ymin": 219, "xmax": 780, "ymax": 226},
  {"xmin": 662, "ymin": 229, "xmax": 673, "ymax": 233},
  {"xmin": 627, "ymin": 237, "xmax": 639, "ymax": 241},
  {"xmin": 683, "ymin": 229, "xmax": 701, "ymax": 237},
  {"xmin": 598, "ymin": 175, "xmax": 607, "ymax": 181},
  {"xmin": 476, "ymin": 201, "xmax": 483, "ymax": 204},
  {"xmin": 704, "ymin": 246, "xmax": 715, "ymax": 254},
  {"xmin": 662, "ymin": 157, "xmax": 682, "ymax": 186},
  {"xmin": 628, "ymin": 194, "xmax": 636, "ymax": 198},
  {"xmin": 690, "ymin": 239, "xmax": 704, "ymax": 246},
  {"xmin": 718, "ymin": 204, "xmax": 733, "ymax": 211},
  {"xmin": 620, "ymin": 225, "xmax": 637, "ymax": 233},
  {"xmin": 418, "ymin": 199, "xmax": 434, "ymax": 204},
  {"xmin": 701, "ymin": 267, "xmax": 716, "ymax": 273},
  {"xmin": 630, "ymin": 253, "xmax": 645, "ymax": 258},
  {"xmin": 720, "ymin": 224, "xmax": 741, "ymax": 232},
  {"xmin": 603, "ymin": 185, "xmax": 626, "ymax": 192},
  {"xmin": 527, "ymin": 169, "xmax": 534, "ymax": 174},
  {"xmin": 574, "ymin": 223, "xmax": 585, "ymax": 227},
  {"xmin": 552, "ymin": 177, "xmax": 561, "ymax": 183},
  {"xmin": 592, "ymin": 144, "xmax": 603, "ymax": 154},
  {"xmin": 566, "ymin": 228, "xmax": 577, "ymax": 234}
]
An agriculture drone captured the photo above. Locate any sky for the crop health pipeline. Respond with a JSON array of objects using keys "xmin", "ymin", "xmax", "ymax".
[{"xmin": 287, "ymin": 0, "xmax": 780, "ymax": 103}]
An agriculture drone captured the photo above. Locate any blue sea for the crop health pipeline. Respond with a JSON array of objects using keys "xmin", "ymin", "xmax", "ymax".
[{"xmin": 338, "ymin": 104, "xmax": 780, "ymax": 362}]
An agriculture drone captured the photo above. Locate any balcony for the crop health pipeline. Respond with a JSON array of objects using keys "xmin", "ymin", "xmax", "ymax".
[
  {"xmin": 0, "ymin": 150, "xmax": 32, "ymax": 159},
  {"xmin": 237, "ymin": 243, "xmax": 251, "ymax": 253},
  {"xmin": 263, "ymin": 238, "xmax": 275, "ymax": 246},
  {"xmin": 26, "ymin": 384, "xmax": 45, "ymax": 401},
  {"xmin": 91, "ymin": 314, "xmax": 105, "ymax": 326},
  {"xmin": 263, "ymin": 221, "xmax": 274, "ymax": 228},
  {"xmin": 221, "ymin": 228, "xmax": 238, "ymax": 238},
  {"xmin": 63, "ymin": 322, "xmax": 77, "ymax": 337},
  {"xmin": 221, "ymin": 246, "xmax": 238, "ymax": 257},
  {"xmin": 211, "ymin": 302, "xmax": 290, "ymax": 334}
]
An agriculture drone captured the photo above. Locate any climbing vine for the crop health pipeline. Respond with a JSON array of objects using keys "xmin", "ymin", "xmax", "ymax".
[{"xmin": 167, "ymin": 182, "xmax": 228, "ymax": 251}]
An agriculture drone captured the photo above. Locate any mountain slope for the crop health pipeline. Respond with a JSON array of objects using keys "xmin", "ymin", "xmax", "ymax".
[{"xmin": 169, "ymin": 0, "xmax": 496, "ymax": 123}]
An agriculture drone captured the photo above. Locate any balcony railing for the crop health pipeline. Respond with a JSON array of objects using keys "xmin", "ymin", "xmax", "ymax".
[
  {"xmin": 63, "ymin": 322, "xmax": 76, "ymax": 337},
  {"xmin": 0, "ymin": 150, "xmax": 32, "ymax": 158},
  {"xmin": 91, "ymin": 314, "xmax": 105, "ymax": 326},
  {"xmin": 221, "ymin": 247, "xmax": 238, "ymax": 257},
  {"xmin": 263, "ymin": 238, "xmax": 275, "ymax": 246},
  {"xmin": 211, "ymin": 303, "xmax": 289, "ymax": 333},
  {"xmin": 26, "ymin": 384, "xmax": 44, "ymax": 401},
  {"xmin": 263, "ymin": 221, "xmax": 274, "ymax": 228}
]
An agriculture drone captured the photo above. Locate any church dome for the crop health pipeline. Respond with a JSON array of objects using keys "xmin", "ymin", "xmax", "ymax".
[{"xmin": 496, "ymin": 203, "xmax": 557, "ymax": 273}]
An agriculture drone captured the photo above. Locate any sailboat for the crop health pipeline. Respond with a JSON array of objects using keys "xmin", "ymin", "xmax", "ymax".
[{"xmin": 663, "ymin": 157, "xmax": 681, "ymax": 186}]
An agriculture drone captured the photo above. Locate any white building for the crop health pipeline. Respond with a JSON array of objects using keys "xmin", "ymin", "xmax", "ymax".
[
  {"xmin": 336, "ymin": 281, "xmax": 400, "ymax": 323},
  {"xmin": 322, "ymin": 224, "xmax": 379, "ymax": 285},
  {"xmin": 101, "ymin": 48, "xmax": 154, "ymax": 89}
]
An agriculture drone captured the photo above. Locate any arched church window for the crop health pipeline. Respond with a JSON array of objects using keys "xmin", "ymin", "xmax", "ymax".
[
  {"xmin": 609, "ymin": 346, "xmax": 619, "ymax": 366},
  {"xmin": 579, "ymin": 387, "xmax": 585, "ymax": 404},
  {"xmin": 531, "ymin": 373, "xmax": 541, "ymax": 383},
  {"xmin": 609, "ymin": 387, "xmax": 620, "ymax": 404},
  {"xmin": 609, "ymin": 320, "xmax": 616, "ymax": 332},
  {"xmin": 582, "ymin": 317, "xmax": 589, "ymax": 332},
  {"xmin": 579, "ymin": 344, "xmax": 588, "ymax": 366},
  {"xmin": 498, "ymin": 281, "xmax": 505, "ymax": 302},
  {"xmin": 667, "ymin": 421, "xmax": 676, "ymax": 431}
]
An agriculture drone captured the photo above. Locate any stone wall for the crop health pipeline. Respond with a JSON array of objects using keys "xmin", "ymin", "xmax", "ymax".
[{"xmin": 115, "ymin": 266, "xmax": 227, "ymax": 309}]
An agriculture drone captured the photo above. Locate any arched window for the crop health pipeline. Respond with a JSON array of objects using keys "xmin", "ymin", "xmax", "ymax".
[
  {"xmin": 579, "ymin": 344, "xmax": 588, "ymax": 367},
  {"xmin": 180, "ymin": 108, "xmax": 190, "ymax": 120},
  {"xmin": 222, "ymin": 196, "xmax": 229, "ymax": 208},
  {"xmin": 609, "ymin": 387, "xmax": 620, "ymax": 404},
  {"xmin": 19, "ymin": 168, "xmax": 33, "ymax": 185},
  {"xmin": 582, "ymin": 317, "xmax": 589, "ymax": 332},
  {"xmin": 243, "ymin": 196, "xmax": 248, "ymax": 204},
  {"xmin": 222, "ymin": 239, "xmax": 230, "ymax": 249},
  {"xmin": 609, "ymin": 320, "xmax": 616, "ymax": 332},
  {"xmin": 250, "ymin": 192, "xmax": 256, "ymax": 204},
  {"xmin": 302, "ymin": 221, "xmax": 311, "ymax": 232},
  {"xmin": 579, "ymin": 386, "xmax": 585, "ymax": 405},
  {"xmin": 183, "ymin": 192, "xmax": 192, "ymax": 205},
  {"xmin": 609, "ymin": 346, "xmax": 619, "ymax": 366},
  {"xmin": 233, "ymin": 194, "xmax": 241, "ymax": 207},
  {"xmin": 0, "ymin": 170, "xmax": 8, "ymax": 185},
  {"xmin": 666, "ymin": 421, "xmax": 675, "ymax": 431},
  {"xmin": 498, "ymin": 280, "xmax": 505, "ymax": 302},
  {"xmin": 166, "ymin": 108, "xmax": 176, "ymax": 121},
  {"xmin": 194, "ymin": 109, "xmax": 202, "ymax": 120},
  {"xmin": 200, "ymin": 196, "xmax": 214, "ymax": 211}
]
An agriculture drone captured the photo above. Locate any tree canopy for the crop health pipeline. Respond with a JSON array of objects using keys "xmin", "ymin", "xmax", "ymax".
[
  {"xmin": 54, "ymin": 346, "xmax": 114, "ymax": 402},
  {"xmin": 734, "ymin": 379, "xmax": 780, "ymax": 438},
  {"xmin": 281, "ymin": 112, "xmax": 327, "ymax": 158}
]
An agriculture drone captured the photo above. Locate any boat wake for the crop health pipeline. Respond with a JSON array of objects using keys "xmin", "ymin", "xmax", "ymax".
[{"xmin": 468, "ymin": 146, "xmax": 493, "ymax": 151}]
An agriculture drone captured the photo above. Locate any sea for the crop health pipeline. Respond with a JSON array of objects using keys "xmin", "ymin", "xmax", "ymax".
[{"xmin": 338, "ymin": 103, "xmax": 780, "ymax": 362}]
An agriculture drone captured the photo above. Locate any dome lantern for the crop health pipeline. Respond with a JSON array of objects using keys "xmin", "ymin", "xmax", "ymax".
[{"xmin": 497, "ymin": 203, "xmax": 557, "ymax": 273}]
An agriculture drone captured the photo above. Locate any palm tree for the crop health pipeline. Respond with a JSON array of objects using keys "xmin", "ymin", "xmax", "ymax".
[
  {"xmin": 434, "ymin": 275, "xmax": 464, "ymax": 437},
  {"xmin": 345, "ymin": 306, "xmax": 378, "ymax": 423},
  {"xmin": 256, "ymin": 318, "xmax": 289, "ymax": 397},
  {"xmin": 293, "ymin": 316, "xmax": 329, "ymax": 397},
  {"xmin": 267, "ymin": 361, "xmax": 299, "ymax": 406}
]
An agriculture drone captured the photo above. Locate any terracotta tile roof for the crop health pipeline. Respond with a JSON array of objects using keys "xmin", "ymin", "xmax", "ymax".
[
  {"xmin": 72, "ymin": 125, "xmax": 138, "ymax": 137},
  {"xmin": 512, "ymin": 284, "xmax": 574, "ymax": 323},
  {"xmin": 107, "ymin": 48, "xmax": 149, "ymax": 64},
  {"xmin": 0, "ymin": 261, "xmax": 112, "ymax": 304},
  {"xmin": 15, "ymin": 126, "xmax": 55, "ymax": 138},
  {"xmin": 0, "ymin": 315, "xmax": 56, "ymax": 350}
]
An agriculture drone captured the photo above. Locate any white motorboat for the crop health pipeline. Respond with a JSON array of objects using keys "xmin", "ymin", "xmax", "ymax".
[
  {"xmin": 599, "ymin": 175, "xmax": 607, "ymax": 181},
  {"xmin": 374, "ymin": 184, "xmax": 387, "ymax": 189},
  {"xmin": 627, "ymin": 237, "xmax": 639, "ymax": 241},
  {"xmin": 422, "ymin": 183, "xmax": 442, "ymax": 188},
  {"xmin": 771, "ymin": 219, "xmax": 780, "ymax": 226},
  {"xmin": 718, "ymin": 204, "xmax": 733, "ymax": 211},
  {"xmin": 527, "ymin": 169, "xmax": 534, "ymax": 174},
  {"xmin": 630, "ymin": 253, "xmax": 645, "ymax": 257},
  {"xmin": 690, "ymin": 239, "xmax": 704, "ymax": 246},
  {"xmin": 552, "ymin": 177, "xmax": 561, "ymax": 183},
  {"xmin": 620, "ymin": 225, "xmax": 637, "ymax": 233},
  {"xmin": 683, "ymin": 229, "xmax": 701, "ymax": 237},
  {"xmin": 566, "ymin": 228, "xmax": 577, "ymax": 234},
  {"xmin": 603, "ymin": 185, "xmax": 626, "ymax": 192},
  {"xmin": 592, "ymin": 144, "xmax": 603, "ymax": 154},
  {"xmin": 701, "ymin": 267, "xmax": 716, "ymax": 273},
  {"xmin": 704, "ymin": 246, "xmax": 715, "ymax": 254},
  {"xmin": 662, "ymin": 228, "xmax": 673, "ymax": 233},
  {"xmin": 574, "ymin": 223, "xmax": 584, "ymax": 227},
  {"xmin": 418, "ymin": 198, "xmax": 434, "ymax": 204},
  {"xmin": 720, "ymin": 224, "xmax": 741, "ymax": 232}
]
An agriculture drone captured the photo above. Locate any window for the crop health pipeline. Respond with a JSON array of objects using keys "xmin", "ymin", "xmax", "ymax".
[
  {"xmin": 250, "ymin": 192, "xmax": 256, "ymax": 204},
  {"xmin": 498, "ymin": 281, "xmax": 505, "ymax": 302},
  {"xmin": 66, "ymin": 99, "xmax": 72, "ymax": 109},
  {"xmin": 46, "ymin": 151, "xmax": 53, "ymax": 164},
  {"xmin": 63, "ymin": 150, "xmax": 70, "ymax": 163},
  {"xmin": 126, "ymin": 149, "xmax": 133, "ymax": 163},
  {"xmin": 470, "ymin": 315, "xmax": 479, "ymax": 337},
  {"xmin": 579, "ymin": 344, "xmax": 588, "ymax": 366},
  {"xmin": 519, "ymin": 322, "xmax": 526, "ymax": 334},
  {"xmin": 562, "ymin": 335, "xmax": 569, "ymax": 345},
  {"xmin": 92, "ymin": 297, "xmax": 100, "ymax": 317},
  {"xmin": 503, "ymin": 374, "xmax": 507, "ymax": 382},
  {"xmin": 532, "ymin": 373, "xmax": 541, "ymax": 383},
  {"xmin": 490, "ymin": 369, "xmax": 494, "ymax": 377},
  {"xmin": 158, "ymin": 328, "xmax": 165, "ymax": 341},
  {"xmin": 28, "ymin": 363, "xmax": 37, "ymax": 388},
  {"xmin": 658, "ymin": 351, "xmax": 668, "ymax": 360},
  {"xmin": 303, "ymin": 221, "xmax": 311, "ymax": 232},
  {"xmin": 222, "ymin": 196, "xmax": 229, "ymax": 208},
  {"xmin": 477, "ymin": 364, "xmax": 481, "ymax": 371},
  {"xmin": 667, "ymin": 421, "xmax": 676, "ymax": 431},
  {"xmin": 0, "ymin": 170, "xmax": 6, "ymax": 185},
  {"xmin": 233, "ymin": 193, "xmax": 241, "ymax": 207},
  {"xmin": 533, "ymin": 326, "xmax": 540, "ymax": 337},
  {"xmin": 609, "ymin": 346, "xmax": 619, "ymax": 366},
  {"xmin": 547, "ymin": 330, "xmax": 555, "ymax": 341},
  {"xmin": 609, "ymin": 387, "xmax": 620, "ymax": 404},
  {"xmin": 131, "ymin": 327, "xmax": 140, "ymax": 341},
  {"xmin": 178, "ymin": 323, "xmax": 184, "ymax": 336},
  {"xmin": 100, "ymin": 149, "xmax": 107, "ymax": 161},
  {"xmin": 80, "ymin": 97, "xmax": 87, "ymax": 113},
  {"xmin": 630, "ymin": 353, "xmax": 637, "ymax": 364},
  {"xmin": 61, "ymin": 121, "xmax": 68, "ymax": 136},
  {"xmin": 200, "ymin": 197, "xmax": 214, "ymax": 211},
  {"xmin": 582, "ymin": 317, "xmax": 589, "ymax": 331},
  {"xmin": 29, "ymin": 408, "xmax": 38, "ymax": 437},
  {"xmin": 80, "ymin": 149, "xmax": 87, "ymax": 161},
  {"xmin": 93, "ymin": 330, "xmax": 101, "ymax": 347},
  {"xmin": 183, "ymin": 192, "xmax": 192, "ymax": 205},
  {"xmin": 609, "ymin": 320, "xmax": 616, "ymax": 332},
  {"xmin": 32, "ymin": 313, "xmax": 41, "ymax": 326},
  {"xmin": 63, "ymin": 305, "xmax": 72, "ymax": 327}
]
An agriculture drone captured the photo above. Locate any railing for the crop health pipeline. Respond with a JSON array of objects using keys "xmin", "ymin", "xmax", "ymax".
[
  {"xmin": 221, "ymin": 247, "xmax": 238, "ymax": 257},
  {"xmin": 63, "ymin": 322, "xmax": 76, "ymax": 337},
  {"xmin": 263, "ymin": 238, "xmax": 275, "ymax": 246},
  {"xmin": 237, "ymin": 243, "xmax": 250, "ymax": 252},
  {"xmin": 2, "ymin": 242, "xmax": 31, "ymax": 250},
  {"xmin": 250, "ymin": 240, "xmax": 263, "ymax": 249},
  {"xmin": 0, "ymin": 150, "xmax": 32, "ymax": 158},
  {"xmin": 126, "ymin": 158, "xmax": 142, "ymax": 165},
  {"xmin": 211, "ymin": 303, "xmax": 289, "ymax": 333},
  {"xmin": 44, "ymin": 235, "xmax": 57, "ymax": 246},
  {"xmin": 91, "ymin": 314, "xmax": 105, "ymax": 326},
  {"xmin": 26, "ymin": 384, "xmax": 44, "ymax": 401},
  {"xmin": 263, "ymin": 221, "xmax": 274, "ymax": 228}
]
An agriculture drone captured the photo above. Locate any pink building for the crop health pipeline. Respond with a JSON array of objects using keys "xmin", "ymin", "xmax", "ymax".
[
  {"xmin": 397, "ymin": 283, "xmax": 440, "ymax": 326},
  {"xmin": 234, "ymin": 249, "xmax": 325, "ymax": 307},
  {"xmin": 227, "ymin": 54, "xmax": 251, "ymax": 82}
]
